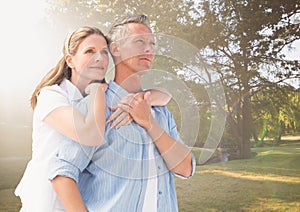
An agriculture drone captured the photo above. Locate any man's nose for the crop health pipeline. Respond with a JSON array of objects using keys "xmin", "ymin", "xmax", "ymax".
[{"xmin": 144, "ymin": 42, "xmax": 155, "ymax": 54}]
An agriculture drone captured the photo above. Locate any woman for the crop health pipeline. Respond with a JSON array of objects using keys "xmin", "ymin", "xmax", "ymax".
[{"xmin": 15, "ymin": 26, "xmax": 170, "ymax": 211}]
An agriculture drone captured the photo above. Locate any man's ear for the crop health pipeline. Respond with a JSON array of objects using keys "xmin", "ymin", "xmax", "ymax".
[
  {"xmin": 65, "ymin": 54, "xmax": 74, "ymax": 68},
  {"xmin": 109, "ymin": 42, "xmax": 120, "ymax": 57}
]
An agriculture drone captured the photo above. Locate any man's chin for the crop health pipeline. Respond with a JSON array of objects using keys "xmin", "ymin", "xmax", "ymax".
[
  {"xmin": 139, "ymin": 64, "xmax": 152, "ymax": 71},
  {"xmin": 136, "ymin": 68, "xmax": 150, "ymax": 75}
]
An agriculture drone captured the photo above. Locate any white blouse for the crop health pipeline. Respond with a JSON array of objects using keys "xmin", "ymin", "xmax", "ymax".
[{"xmin": 15, "ymin": 79, "xmax": 84, "ymax": 212}]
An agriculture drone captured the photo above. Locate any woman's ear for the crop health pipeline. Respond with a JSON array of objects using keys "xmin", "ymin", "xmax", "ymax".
[
  {"xmin": 109, "ymin": 42, "xmax": 120, "ymax": 57},
  {"xmin": 65, "ymin": 54, "xmax": 74, "ymax": 68}
]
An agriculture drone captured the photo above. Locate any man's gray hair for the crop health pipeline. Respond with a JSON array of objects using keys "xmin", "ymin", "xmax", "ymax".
[{"xmin": 107, "ymin": 14, "xmax": 151, "ymax": 45}]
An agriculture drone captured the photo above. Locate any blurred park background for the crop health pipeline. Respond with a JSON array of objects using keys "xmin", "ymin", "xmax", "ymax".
[{"xmin": 0, "ymin": 0, "xmax": 299, "ymax": 211}]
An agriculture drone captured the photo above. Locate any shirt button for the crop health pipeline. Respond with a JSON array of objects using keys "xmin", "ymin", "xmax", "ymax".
[
  {"xmin": 158, "ymin": 191, "xmax": 162, "ymax": 195},
  {"xmin": 158, "ymin": 166, "xmax": 161, "ymax": 170}
]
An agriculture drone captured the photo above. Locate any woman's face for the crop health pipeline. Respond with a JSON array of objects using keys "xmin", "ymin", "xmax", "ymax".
[{"xmin": 68, "ymin": 34, "xmax": 109, "ymax": 84}]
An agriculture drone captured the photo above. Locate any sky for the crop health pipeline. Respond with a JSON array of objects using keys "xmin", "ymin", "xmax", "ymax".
[
  {"xmin": 0, "ymin": 0, "xmax": 299, "ymax": 126},
  {"xmin": 0, "ymin": 1, "xmax": 62, "ymax": 125}
]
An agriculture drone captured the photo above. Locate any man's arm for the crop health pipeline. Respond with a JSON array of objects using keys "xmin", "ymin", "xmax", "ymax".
[
  {"xmin": 126, "ymin": 92, "xmax": 193, "ymax": 177},
  {"xmin": 145, "ymin": 116, "xmax": 193, "ymax": 177}
]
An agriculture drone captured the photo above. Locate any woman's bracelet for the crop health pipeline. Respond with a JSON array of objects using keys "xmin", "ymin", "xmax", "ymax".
[{"xmin": 90, "ymin": 79, "xmax": 106, "ymax": 84}]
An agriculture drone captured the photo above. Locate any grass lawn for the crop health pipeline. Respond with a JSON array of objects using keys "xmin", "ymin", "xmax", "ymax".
[
  {"xmin": 1, "ymin": 139, "xmax": 299, "ymax": 211},
  {"xmin": 175, "ymin": 140, "xmax": 300, "ymax": 211}
]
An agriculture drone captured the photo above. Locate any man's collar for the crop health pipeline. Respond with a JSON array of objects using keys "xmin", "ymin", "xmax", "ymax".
[{"xmin": 108, "ymin": 80, "xmax": 129, "ymax": 99}]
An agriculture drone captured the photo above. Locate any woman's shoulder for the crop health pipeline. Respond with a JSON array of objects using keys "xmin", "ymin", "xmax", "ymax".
[
  {"xmin": 39, "ymin": 83, "xmax": 67, "ymax": 98},
  {"xmin": 36, "ymin": 83, "xmax": 69, "ymax": 107},
  {"xmin": 34, "ymin": 83, "xmax": 70, "ymax": 117}
]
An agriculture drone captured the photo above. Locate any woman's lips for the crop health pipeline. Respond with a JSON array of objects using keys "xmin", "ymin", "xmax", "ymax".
[{"xmin": 90, "ymin": 66, "xmax": 105, "ymax": 70}]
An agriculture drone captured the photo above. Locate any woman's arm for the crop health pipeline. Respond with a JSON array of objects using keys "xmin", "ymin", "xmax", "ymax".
[
  {"xmin": 52, "ymin": 176, "xmax": 88, "ymax": 212},
  {"xmin": 107, "ymin": 88, "xmax": 172, "ymax": 128},
  {"xmin": 145, "ymin": 87, "xmax": 172, "ymax": 106},
  {"xmin": 43, "ymin": 83, "xmax": 107, "ymax": 146}
]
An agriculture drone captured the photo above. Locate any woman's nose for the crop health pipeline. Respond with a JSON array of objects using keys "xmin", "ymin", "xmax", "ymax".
[{"xmin": 95, "ymin": 52, "xmax": 104, "ymax": 61}]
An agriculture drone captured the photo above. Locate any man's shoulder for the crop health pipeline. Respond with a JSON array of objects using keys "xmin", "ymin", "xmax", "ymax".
[
  {"xmin": 105, "ymin": 81, "xmax": 125, "ymax": 101},
  {"xmin": 152, "ymin": 105, "xmax": 174, "ymax": 118}
]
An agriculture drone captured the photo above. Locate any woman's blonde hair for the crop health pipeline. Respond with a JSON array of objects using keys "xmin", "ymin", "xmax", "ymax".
[{"xmin": 30, "ymin": 26, "xmax": 107, "ymax": 109}]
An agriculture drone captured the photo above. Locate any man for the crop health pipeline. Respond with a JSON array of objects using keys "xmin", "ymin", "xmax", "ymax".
[{"xmin": 50, "ymin": 14, "xmax": 195, "ymax": 211}]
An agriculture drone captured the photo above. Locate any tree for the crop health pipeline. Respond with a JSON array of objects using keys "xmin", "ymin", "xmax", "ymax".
[
  {"xmin": 178, "ymin": 0, "xmax": 300, "ymax": 158},
  {"xmin": 46, "ymin": 0, "xmax": 300, "ymax": 159},
  {"xmin": 252, "ymin": 85, "xmax": 300, "ymax": 145}
]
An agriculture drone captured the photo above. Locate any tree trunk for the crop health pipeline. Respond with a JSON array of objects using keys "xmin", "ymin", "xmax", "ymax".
[
  {"xmin": 226, "ymin": 112, "xmax": 242, "ymax": 159},
  {"xmin": 240, "ymin": 96, "xmax": 252, "ymax": 158},
  {"xmin": 274, "ymin": 122, "xmax": 283, "ymax": 146}
]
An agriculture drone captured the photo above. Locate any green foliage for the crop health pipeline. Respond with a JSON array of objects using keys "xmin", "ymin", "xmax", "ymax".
[{"xmin": 252, "ymin": 85, "xmax": 300, "ymax": 144}]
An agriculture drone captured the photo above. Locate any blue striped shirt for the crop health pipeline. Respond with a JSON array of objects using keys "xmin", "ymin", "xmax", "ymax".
[{"xmin": 49, "ymin": 81, "xmax": 196, "ymax": 212}]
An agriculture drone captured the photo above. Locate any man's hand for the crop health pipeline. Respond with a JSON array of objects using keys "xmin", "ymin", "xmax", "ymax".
[
  {"xmin": 107, "ymin": 93, "xmax": 142, "ymax": 128},
  {"xmin": 107, "ymin": 106, "xmax": 133, "ymax": 128},
  {"xmin": 126, "ymin": 91, "xmax": 152, "ymax": 130}
]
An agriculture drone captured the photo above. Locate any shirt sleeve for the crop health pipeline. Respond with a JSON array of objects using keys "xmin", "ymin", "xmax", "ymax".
[
  {"xmin": 48, "ymin": 139, "xmax": 95, "ymax": 183},
  {"xmin": 47, "ymin": 92, "xmax": 95, "ymax": 182},
  {"xmin": 166, "ymin": 108, "xmax": 196, "ymax": 179},
  {"xmin": 35, "ymin": 85, "xmax": 70, "ymax": 121}
]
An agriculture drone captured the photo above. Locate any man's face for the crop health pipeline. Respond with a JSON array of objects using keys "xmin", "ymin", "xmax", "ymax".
[{"xmin": 117, "ymin": 23, "xmax": 155, "ymax": 73}]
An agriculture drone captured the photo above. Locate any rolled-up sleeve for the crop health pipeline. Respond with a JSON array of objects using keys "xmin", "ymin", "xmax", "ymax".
[
  {"xmin": 48, "ymin": 139, "xmax": 95, "ymax": 183},
  {"xmin": 173, "ymin": 153, "xmax": 196, "ymax": 179}
]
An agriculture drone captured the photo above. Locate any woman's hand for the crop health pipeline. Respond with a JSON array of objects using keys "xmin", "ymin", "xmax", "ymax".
[{"xmin": 85, "ymin": 82, "xmax": 107, "ymax": 95}]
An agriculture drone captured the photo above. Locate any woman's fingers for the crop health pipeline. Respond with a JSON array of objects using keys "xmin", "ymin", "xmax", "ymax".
[
  {"xmin": 107, "ymin": 93, "xmax": 145, "ymax": 127},
  {"xmin": 111, "ymin": 111, "xmax": 132, "ymax": 128},
  {"xmin": 113, "ymin": 113, "xmax": 133, "ymax": 129},
  {"xmin": 107, "ymin": 107, "xmax": 121, "ymax": 123},
  {"xmin": 108, "ymin": 103, "xmax": 133, "ymax": 128}
]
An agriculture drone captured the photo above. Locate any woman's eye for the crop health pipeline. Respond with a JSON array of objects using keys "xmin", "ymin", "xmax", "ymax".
[
  {"xmin": 86, "ymin": 49, "xmax": 94, "ymax": 53},
  {"xmin": 137, "ymin": 39, "xmax": 145, "ymax": 43},
  {"xmin": 101, "ymin": 50, "xmax": 108, "ymax": 55}
]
